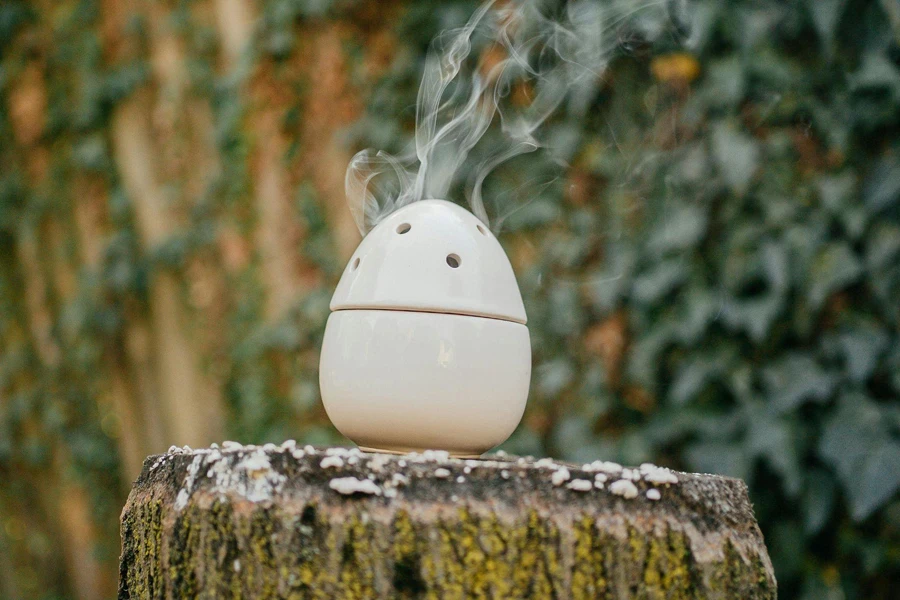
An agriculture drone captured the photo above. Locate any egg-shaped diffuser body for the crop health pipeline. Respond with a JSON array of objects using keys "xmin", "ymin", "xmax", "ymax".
[{"xmin": 319, "ymin": 199, "xmax": 531, "ymax": 457}]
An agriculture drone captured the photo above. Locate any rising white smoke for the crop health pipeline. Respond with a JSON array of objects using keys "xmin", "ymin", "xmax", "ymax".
[{"xmin": 346, "ymin": 0, "xmax": 679, "ymax": 234}]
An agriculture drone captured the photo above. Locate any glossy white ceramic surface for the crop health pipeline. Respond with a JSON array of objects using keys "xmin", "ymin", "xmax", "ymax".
[
  {"xmin": 330, "ymin": 199, "xmax": 527, "ymax": 324},
  {"xmin": 320, "ymin": 309, "xmax": 531, "ymax": 456}
]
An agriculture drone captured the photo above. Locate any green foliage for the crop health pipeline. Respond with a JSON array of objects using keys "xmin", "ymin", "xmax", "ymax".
[{"xmin": 354, "ymin": 0, "xmax": 900, "ymax": 597}]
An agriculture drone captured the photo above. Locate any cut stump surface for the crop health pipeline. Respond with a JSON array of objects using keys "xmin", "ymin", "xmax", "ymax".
[{"xmin": 119, "ymin": 443, "xmax": 776, "ymax": 599}]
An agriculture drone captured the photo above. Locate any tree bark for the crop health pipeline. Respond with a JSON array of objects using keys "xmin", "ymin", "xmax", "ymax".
[{"xmin": 119, "ymin": 445, "xmax": 775, "ymax": 599}]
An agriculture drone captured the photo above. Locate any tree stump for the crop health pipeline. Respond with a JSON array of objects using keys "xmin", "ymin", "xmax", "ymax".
[{"xmin": 118, "ymin": 444, "xmax": 776, "ymax": 599}]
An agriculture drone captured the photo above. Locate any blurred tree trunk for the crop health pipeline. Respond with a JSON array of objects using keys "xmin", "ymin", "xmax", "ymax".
[
  {"xmin": 106, "ymin": 0, "xmax": 226, "ymax": 450},
  {"xmin": 4, "ymin": 41, "xmax": 116, "ymax": 598}
]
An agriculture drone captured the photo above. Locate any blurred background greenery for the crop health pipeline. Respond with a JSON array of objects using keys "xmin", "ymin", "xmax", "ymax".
[{"xmin": 0, "ymin": 0, "xmax": 899, "ymax": 598}]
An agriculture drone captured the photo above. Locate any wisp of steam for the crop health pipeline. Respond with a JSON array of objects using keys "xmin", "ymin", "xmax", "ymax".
[{"xmin": 346, "ymin": 0, "xmax": 681, "ymax": 234}]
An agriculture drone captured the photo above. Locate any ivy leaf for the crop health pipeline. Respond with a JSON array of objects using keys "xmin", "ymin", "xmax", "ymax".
[
  {"xmin": 683, "ymin": 0, "xmax": 720, "ymax": 51},
  {"xmin": 712, "ymin": 122, "xmax": 759, "ymax": 196},
  {"xmin": 819, "ymin": 394, "xmax": 880, "ymax": 476},
  {"xmin": 851, "ymin": 442, "xmax": 900, "ymax": 521},
  {"xmin": 850, "ymin": 52, "xmax": 900, "ymax": 97},
  {"xmin": 838, "ymin": 328, "xmax": 888, "ymax": 382},
  {"xmin": 865, "ymin": 223, "xmax": 900, "ymax": 270},
  {"xmin": 586, "ymin": 245, "xmax": 636, "ymax": 311},
  {"xmin": 762, "ymin": 241, "xmax": 790, "ymax": 292},
  {"xmin": 548, "ymin": 286, "xmax": 584, "ymax": 336},
  {"xmin": 535, "ymin": 359, "xmax": 575, "ymax": 398},
  {"xmin": 671, "ymin": 143, "xmax": 712, "ymax": 186},
  {"xmin": 819, "ymin": 394, "xmax": 900, "ymax": 520},
  {"xmin": 647, "ymin": 204, "xmax": 708, "ymax": 255},
  {"xmin": 722, "ymin": 295, "xmax": 782, "ymax": 342},
  {"xmin": 810, "ymin": 98, "xmax": 851, "ymax": 152},
  {"xmin": 632, "ymin": 260, "xmax": 688, "ymax": 304},
  {"xmin": 625, "ymin": 325, "xmax": 676, "ymax": 391},
  {"xmin": 674, "ymin": 287, "xmax": 719, "ymax": 344},
  {"xmin": 803, "ymin": 469, "xmax": 836, "ymax": 535},
  {"xmin": 669, "ymin": 354, "xmax": 721, "ymax": 406},
  {"xmin": 785, "ymin": 221, "xmax": 829, "ymax": 284},
  {"xmin": 862, "ymin": 155, "xmax": 900, "ymax": 212},
  {"xmin": 702, "ymin": 56, "xmax": 746, "ymax": 109},
  {"xmin": 805, "ymin": 0, "xmax": 847, "ymax": 50},
  {"xmin": 816, "ymin": 172, "xmax": 856, "ymax": 213},
  {"xmin": 763, "ymin": 354, "xmax": 836, "ymax": 412},
  {"xmin": 290, "ymin": 380, "xmax": 319, "ymax": 412},
  {"xmin": 807, "ymin": 242, "xmax": 863, "ymax": 309}
]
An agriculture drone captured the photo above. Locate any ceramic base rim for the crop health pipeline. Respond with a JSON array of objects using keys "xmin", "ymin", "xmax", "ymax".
[{"xmin": 359, "ymin": 446, "xmax": 483, "ymax": 459}]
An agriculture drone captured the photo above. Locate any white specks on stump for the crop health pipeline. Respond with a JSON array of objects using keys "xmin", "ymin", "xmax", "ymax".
[
  {"xmin": 329, "ymin": 477, "xmax": 382, "ymax": 495},
  {"xmin": 320, "ymin": 456, "xmax": 345, "ymax": 469},
  {"xmin": 162, "ymin": 442, "xmax": 682, "ymax": 510},
  {"xmin": 566, "ymin": 479, "xmax": 593, "ymax": 492},
  {"xmin": 551, "ymin": 467, "xmax": 571, "ymax": 486},
  {"xmin": 609, "ymin": 479, "xmax": 639, "ymax": 499}
]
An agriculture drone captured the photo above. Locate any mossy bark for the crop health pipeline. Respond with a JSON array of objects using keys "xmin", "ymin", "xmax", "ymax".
[{"xmin": 119, "ymin": 447, "xmax": 776, "ymax": 599}]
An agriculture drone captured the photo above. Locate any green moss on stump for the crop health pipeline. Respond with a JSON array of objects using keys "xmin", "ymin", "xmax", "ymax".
[{"xmin": 119, "ymin": 447, "xmax": 775, "ymax": 599}]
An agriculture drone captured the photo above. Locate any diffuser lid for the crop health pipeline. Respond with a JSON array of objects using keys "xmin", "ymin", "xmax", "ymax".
[{"xmin": 330, "ymin": 199, "xmax": 527, "ymax": 324}]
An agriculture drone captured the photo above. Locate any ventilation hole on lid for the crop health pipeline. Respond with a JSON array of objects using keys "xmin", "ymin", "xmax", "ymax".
[
  {"xmin": 446, "ymin": 254, "xmax": 461, "ymax": 268},
  {"xmin": 476, "ymin": 224, "xmax": 487, "ymax": 235},
  {"xmin": 351, "ymin": 257, "xmax": 360, "ymax": 270},
  {"xmin": 396, "ymin": 223, "xmax": 411, "ymax": 234}
]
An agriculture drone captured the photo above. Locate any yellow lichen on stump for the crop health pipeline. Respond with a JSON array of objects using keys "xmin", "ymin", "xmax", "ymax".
[{"xmin": 118, "ymin": 445, "xmax": 776, "ymax": 599}]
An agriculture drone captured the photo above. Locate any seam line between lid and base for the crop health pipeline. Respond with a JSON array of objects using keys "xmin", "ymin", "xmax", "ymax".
[{"xmin": 330, "ymin": 306, "xmax": 527, "ymax": 325}]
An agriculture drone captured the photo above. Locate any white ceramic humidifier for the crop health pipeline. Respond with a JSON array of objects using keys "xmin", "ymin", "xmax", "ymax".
[{"xmin": 319, "ymin": 199, "xmax": 531, "ymax": 457}]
